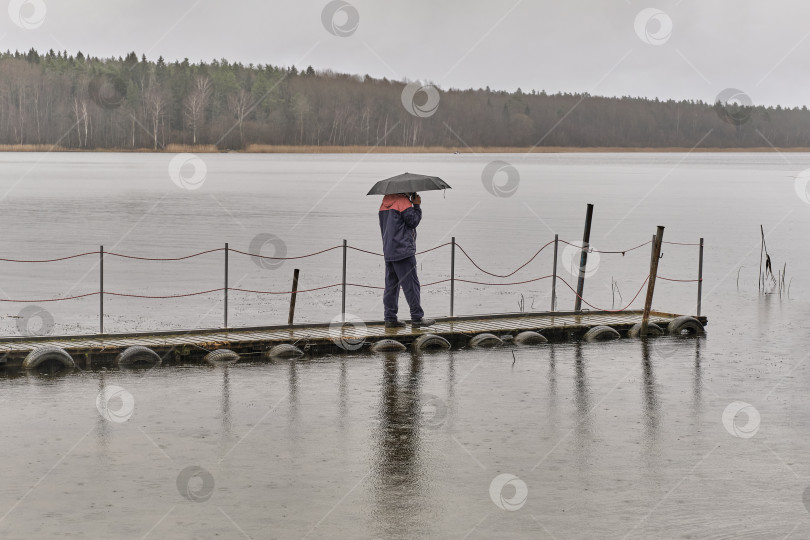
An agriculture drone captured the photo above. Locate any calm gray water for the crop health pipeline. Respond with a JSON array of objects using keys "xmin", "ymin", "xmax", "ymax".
[{"xmin": 1, "ymin": 152, "xmax": 810, "ymax": 538}]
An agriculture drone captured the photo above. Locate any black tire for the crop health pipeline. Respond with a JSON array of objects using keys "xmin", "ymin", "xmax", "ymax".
[
  {"xmin": 412, "ymin": 334, "xmax": 451, "ymax": 352},
  {"xmin": 204, "ymin": 349, "xmax": 240, "ymax": 365},
  {"xmin": 371, "ymin": 339, "xmax": 407, "ymax": 352},
  {"xmin": 627, "ymin": 322, "xmax": 664, "ymax": 338},
  {"xmin": 667, "ymin": 316, "xmax": 705, "ymax": 336},
  {"xmin": 583, "ymin": 325, "xmax": 620, "ymax": 342},
  {"xmin": 22, "ymin": 346, "xmax": 74, "ymax": 369},
  {"xmin": 116, "ymin": 346, "xmax": 162, "ymax": 367},
  {"xmin": 513, "ymin": 331, "xmax": 548, "ymax": 345},
  {"xmin": 267, "ymin": 344, "xmax": 304, "ymax": 359},
  {"xmin": 469, "ymin": 333, "xmax": 503, "ymax": 348}
]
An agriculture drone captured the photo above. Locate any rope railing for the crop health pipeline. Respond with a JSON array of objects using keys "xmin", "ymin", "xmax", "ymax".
[{"xmin": 0, "ymin": 234, "xmax": 704, "ymax": 329}]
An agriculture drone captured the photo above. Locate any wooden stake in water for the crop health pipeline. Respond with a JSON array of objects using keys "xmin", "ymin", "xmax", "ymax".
[
  {"xmin": 574, "ymin": 204, "xmax": 594, "ymax": 312},
  {"xmin": 641, "ymin": 226, "xmax": 665, "ymax": 337},
  {"xmin": 288, "ymin": 268, "xmax": 300, "ymax": 325}
]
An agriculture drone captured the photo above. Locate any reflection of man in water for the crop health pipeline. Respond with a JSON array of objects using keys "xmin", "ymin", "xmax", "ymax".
[
  {"xmin": 378, "ymin": 193, "xmax": 435, "ymax": 329},
  {"xmin": 372, "ymin": 354, "xmax": 428, "ymax": 536}
]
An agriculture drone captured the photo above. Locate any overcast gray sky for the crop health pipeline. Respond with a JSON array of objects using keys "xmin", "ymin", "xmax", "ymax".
[{"xmin": 3, "ymin": 0, "xmax": 809, "ymax": 107}]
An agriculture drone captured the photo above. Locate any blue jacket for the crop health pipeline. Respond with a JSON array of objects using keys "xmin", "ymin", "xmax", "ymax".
[{"xmin": 378, "ymin": 194, "xmax": 422, "ymax": 262}]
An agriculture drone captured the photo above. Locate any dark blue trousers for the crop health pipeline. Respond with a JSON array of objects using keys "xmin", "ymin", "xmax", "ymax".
[{"xmin": 383, "ymin": 255, "xmax": 424, "ymax": 322}]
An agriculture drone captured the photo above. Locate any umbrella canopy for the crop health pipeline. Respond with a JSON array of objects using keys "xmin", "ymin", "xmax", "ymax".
[{"xmin": 366, "ymin": 172, "xmax": 452, "ymax": 195}]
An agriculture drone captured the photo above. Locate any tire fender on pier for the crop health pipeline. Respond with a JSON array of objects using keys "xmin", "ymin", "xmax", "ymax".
[
  {"xmin": 116, "ymin": 346, "xmax": 162, "ymax": 367},
  {"xmin": 583, "ymin": 325, "xmax": 620, "ymax": 342},
  {"xmin": 204, "ymin": 349, "xmax": 241, "ymax": 365},
  {"xmin": 667, "ymin": 316, "xmax": 705, "ymax": 336},
  {"xmin": 412, "ymin": 334, "xmax": 451, "ymax": 352},
  {"xmin": 371, "ymin": 339, "xmax": 407, "ymax": 352},
  {"xmin": 469, "ymin": 333, "xmax": 503, "ymax": 348},
  {"xmin": 267, "ymin": 344, "xmax": 304, "ymax": 359},
  {"xmin": 627, "ymin": 323, "xmax": 664, "ymax": 338},
  {"xmin": 513, "ymin": 331, "xmax": 548, "ymax": 345},
  {"xmin": 22, "ymin": 346, "xmax": 75, "ymax": 369}
]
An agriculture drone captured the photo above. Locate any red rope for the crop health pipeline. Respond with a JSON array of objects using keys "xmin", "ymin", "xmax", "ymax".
[
  {"xmin": 347, "ymin": 242, "xmax": 451, "ymax": 258},
  {"xmin": 106, "ymin": 248, "xmax": 224, "ymax": 261},
  {"xmin": 558, "ymin": 239, "xmax": 651, "ymax": 255},
  {"xmin": 556, "ymin": 275, "xmax": 650, "ymax": 313},
  {"xmin": 0, "ymin": 251, "xmax": 98, "ymax": 263},
  {"xmin": 417, "ymin": 242, "xmax": 452, "ymax": 255},
  {"xmin": 456, "ymin": 275, "xmax": 554, "ymax": 287},
  {"xmin": 347, "ymin": 246, "xmax": 383, "ymax": 257},
  {"xmin": 107, "ymin": 288, "xmax": 224, "ymax": 299},
  {"xmin": 231, "ymin": 284, "xmax": 342, "ymax": 295},
  {"xmin": 230, "ymin": 245, "xmax": 342, "ymax": 260},
  {"xmin": 455, "ymin": 240, "xmax": 554, "ymax": 278},
  {"xmin": 0, "ymin": 292, "xmax": 98, "ymax": 303},
  {"xmin": 658, "ymin": 276, "xmax": 702, "ymax": 282}
]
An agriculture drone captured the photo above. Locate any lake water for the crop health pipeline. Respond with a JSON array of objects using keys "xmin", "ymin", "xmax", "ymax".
[{"xmin": 1, "ymin": 152, "xmax": 810, "ymax": 538}]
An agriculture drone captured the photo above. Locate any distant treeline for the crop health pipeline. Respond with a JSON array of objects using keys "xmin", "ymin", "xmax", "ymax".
[{"xmin": 0, "ymin": 48, "xmax": 807, "ymax": 150}]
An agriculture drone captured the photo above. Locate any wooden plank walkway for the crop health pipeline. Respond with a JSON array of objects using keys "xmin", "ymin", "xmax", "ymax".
[{"xmin": 0, "ymin": 310, "xmax": 707, "ymax": 368}]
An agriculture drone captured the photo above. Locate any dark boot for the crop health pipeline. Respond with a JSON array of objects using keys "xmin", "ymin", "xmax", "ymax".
[{"xmin": 411, "ymin": 318, "xmax": 436, "ymax": 328}]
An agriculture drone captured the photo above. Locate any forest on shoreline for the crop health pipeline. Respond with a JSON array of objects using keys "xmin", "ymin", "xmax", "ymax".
[{"xmin": 0, "ymin": 48, "xmax": 807, "ymax": 151}]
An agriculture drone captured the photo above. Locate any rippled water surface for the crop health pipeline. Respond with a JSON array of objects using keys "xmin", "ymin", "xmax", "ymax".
[{"xmin": 1, "ymin": 152, "xmax": 809, "ymax": 538}]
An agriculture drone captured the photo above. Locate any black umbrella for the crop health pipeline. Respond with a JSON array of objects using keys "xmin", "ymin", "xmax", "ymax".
[{"xmin": 366, "ymin": 172, "xmax": 452, "ymax": 196}]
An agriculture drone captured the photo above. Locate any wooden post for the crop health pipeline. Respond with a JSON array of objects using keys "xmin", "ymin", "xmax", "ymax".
[
  {"xmin": 697, "ymin": 237, "xmax": 704, "ymax": 317},
  {"xmin": 551, "ymin": 234, "xmax": 558, "ymax": 311},
  {"xmin": 341, "ymin": 239, "xmax": 347, "ymax": 323},
  {"xmin": 99, "ymin": 245, "xmax": 104, "ymax": 334},
  {"xmin": 288, "ymin": 268, "xmax": 300, "ymax": 325},
  {"xmin": 641, "ymin": 226, "xmax": 665, "ymax": 337},
  {"xmin": 450, "ymin": 237, "xmax": 455, "ymax": 317},
  {"xmin": 224, "ymin": 242, "xmax": 229, "ymax": 328},
  {"xmin": 574, "ymin": 204, "xmax": 594, "ymax": 312}
]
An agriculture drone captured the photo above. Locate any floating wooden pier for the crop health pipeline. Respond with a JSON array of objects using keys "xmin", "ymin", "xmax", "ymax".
[{"xmin": 0, "ymin": 310, "xmax": 707, "ymax": 369}]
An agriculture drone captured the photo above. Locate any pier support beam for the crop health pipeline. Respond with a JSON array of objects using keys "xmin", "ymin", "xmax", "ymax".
[{"xmin": 641, "ymin": 226, "xmax": 665, "ymax": 337}]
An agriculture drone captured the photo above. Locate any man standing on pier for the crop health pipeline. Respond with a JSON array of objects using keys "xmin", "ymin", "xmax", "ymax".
[{"xmin": 378, "ymin": 193, "xmax": 435, "ymax": 329}]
